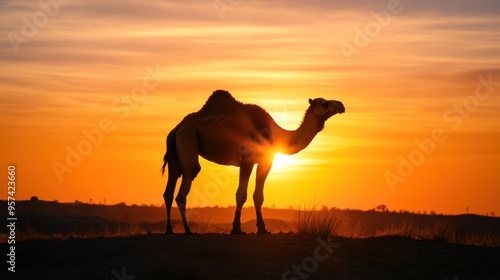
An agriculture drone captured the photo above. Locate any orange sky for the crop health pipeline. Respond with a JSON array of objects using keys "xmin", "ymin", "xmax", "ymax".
[{"xmin": 1, "ymin": 0, "xmax": 499, "ymax": 215}]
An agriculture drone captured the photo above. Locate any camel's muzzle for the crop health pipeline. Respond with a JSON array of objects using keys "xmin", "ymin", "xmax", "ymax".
[{"xmin": 333, "ymin": 101, "xmax": 345, "ymax": 114}]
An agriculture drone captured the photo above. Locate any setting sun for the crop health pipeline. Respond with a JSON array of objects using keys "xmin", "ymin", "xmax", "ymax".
[{"xmin": 273, "ymin": 153, "xmax": 297, "ymax": 170}]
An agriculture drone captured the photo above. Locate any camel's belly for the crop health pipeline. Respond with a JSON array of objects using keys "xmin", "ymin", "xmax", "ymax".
[
  {"xmin": 195, "ymin": 114, "xmax": 273, "ymax": 166},
  {"xmin": 197, "ymin": 133, "xmax": 272, "ymax": 166},
  {"xmin": 198, "ymin": 143, "xmax": 241, "ymax": 166}
]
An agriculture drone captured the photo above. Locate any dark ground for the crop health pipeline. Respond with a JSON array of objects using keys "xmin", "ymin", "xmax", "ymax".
[{"xmin": 1, "ymin": 234, "xmax": 499, "ymax": 280}]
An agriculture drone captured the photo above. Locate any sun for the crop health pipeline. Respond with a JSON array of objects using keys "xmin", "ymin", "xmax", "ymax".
[{"xmin": 273, "ymin": 153, "xmax": 296, "ymax": 169}]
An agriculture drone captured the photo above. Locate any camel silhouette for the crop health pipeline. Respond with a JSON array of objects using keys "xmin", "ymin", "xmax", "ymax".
[{"xmin": 161, "ymin": 90, "xmax": 345, "ymax": 234}]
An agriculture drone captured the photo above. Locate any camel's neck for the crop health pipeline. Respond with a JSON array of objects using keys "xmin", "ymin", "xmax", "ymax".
[{"xmin": 274, "ymin": 107, "xmax": 324, "ymax": 155}]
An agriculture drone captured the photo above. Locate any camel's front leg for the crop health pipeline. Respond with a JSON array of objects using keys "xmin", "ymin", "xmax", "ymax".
[
  {"xmin": 231, "ymin": 161, "xmax": 253, "ymax": 234},
  {"xmin": 254, "ymin": 162, "xmax": 272, "ymax": 234}
]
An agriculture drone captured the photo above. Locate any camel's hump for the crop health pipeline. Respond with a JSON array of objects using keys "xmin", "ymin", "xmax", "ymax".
[
  {"xmin": 197, "ymin": 90, "xmax": 276, "ymax": 135},
  {"xmin": 201, "ymin": 90, "xmax": 240, "ymax": 110},
  {"xmin": 207, "ymin": 89, "xmax": 236, "ymax": 102}
]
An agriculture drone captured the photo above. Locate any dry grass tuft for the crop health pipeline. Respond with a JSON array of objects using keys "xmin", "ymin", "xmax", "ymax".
[
  {"xmin": 188, "ymin": 221, "xmax": 225, "ymax": 234},
  {"xmin": 426, "ymin": 221, "xmax": 457, "ymax": 243},
  {"xmin": 15, "ymin": 223, "xmax": 60, "ymax": 241},
  {"xmin": 8, "ymin": 220, "xmax": 227, "ymax": 242},
  {"xmin": 13, "ymin": 222, "xmax": 147, "ymax": 242},
  {"xmin": 376, "ymin": 219, "xmax": 458, "ymax": 242},
  {"xmin": 376, "ymin": 217, "xmax": 415, "ymax": 238},
  {"xmin": 293, "ymin": 204, "xmax": 355, "ymax": 237},
  {"xmin": 376, "ymin": 219, "xmax": 500, "ymax": 247},
  {"xmin": 462, "ymin": 230, "xmax": 500, "ymax": 247},
  {"xmin": 169, "ymin": 220, "xmax": 225, "ymax": 234}
]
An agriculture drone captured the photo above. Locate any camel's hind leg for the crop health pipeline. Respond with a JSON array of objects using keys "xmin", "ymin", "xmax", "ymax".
[
  {"xmin": 163, "ymin": 155, "xmax": 180, "ymax": 234},
  {"xmin": 175, "ymin": 120, "xmax": 201, "ymax": 235}
]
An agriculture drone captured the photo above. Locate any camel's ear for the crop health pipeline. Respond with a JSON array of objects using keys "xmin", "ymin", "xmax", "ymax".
[{"xmin": 309, "ymin": 98, "xmax": 314, "ymax": 106}]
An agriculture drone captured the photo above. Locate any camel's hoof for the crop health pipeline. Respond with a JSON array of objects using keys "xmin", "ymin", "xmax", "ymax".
[
  {"xmin": 257, "ymin": 228, "xmax": 271, "ymax": 234},
  {"xmin": 184, "ymin": 230, "xmax": 197, "ymax": 235},
  {"xmin": 231, "ymin": 228, "xmax": 247, "ymax": 235},
  {"xmin": 165, "ymin": 226, "xmax": 174, "ymax": 234}
]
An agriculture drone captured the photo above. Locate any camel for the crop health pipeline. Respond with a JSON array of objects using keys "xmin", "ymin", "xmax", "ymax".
[{"xmin": 161, "ymin": 90, "xmax": 345, "ymax": 234}]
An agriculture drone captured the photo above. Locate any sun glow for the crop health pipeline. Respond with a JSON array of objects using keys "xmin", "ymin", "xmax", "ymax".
[{"xmin": 273, "ymin": 153, "xmax": 297, "ymax": 169}]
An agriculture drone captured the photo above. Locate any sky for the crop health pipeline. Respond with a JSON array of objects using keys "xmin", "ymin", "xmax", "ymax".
[{"xmin": 1, "ymin": 0, "xmax": 499, "ymax": 215}]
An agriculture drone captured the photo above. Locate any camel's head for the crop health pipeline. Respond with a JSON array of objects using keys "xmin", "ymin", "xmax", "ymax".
[{"xmin": 308, "ymin": 98, "xmax": 345, "ymax": 120}]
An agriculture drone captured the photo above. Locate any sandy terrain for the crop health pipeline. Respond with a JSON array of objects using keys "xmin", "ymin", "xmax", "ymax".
[{"xmin": 2, "ymin": 234, "xmax": 499, "ymax": 280}]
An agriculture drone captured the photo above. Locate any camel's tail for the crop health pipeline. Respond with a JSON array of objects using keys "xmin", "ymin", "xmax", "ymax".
[
  {"xmin": 161, "ymin": 122, "xmax": 182, "ymax": 176},
  {"xmin": 161, "ymin": 151, "xmax": 168, "ymax": 176}
]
